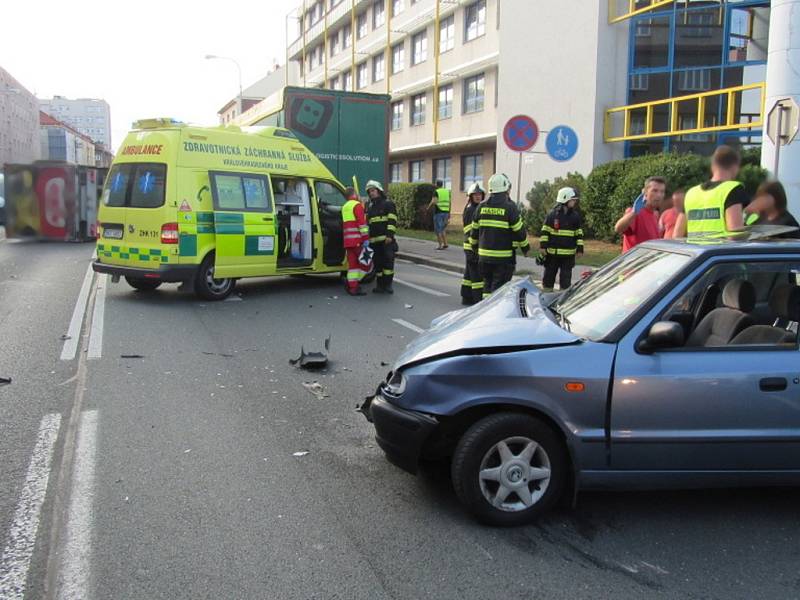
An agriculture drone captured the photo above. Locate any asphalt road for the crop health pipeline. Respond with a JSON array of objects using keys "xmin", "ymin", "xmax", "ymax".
[{"xmin": 1, "ymin": 237, "xmax": 799, "ymax": 600}]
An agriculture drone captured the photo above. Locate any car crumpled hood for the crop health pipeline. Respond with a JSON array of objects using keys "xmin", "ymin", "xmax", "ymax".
[{"xmin": 394, "ymin": 278, "xmax": 579, "ymax": 369}]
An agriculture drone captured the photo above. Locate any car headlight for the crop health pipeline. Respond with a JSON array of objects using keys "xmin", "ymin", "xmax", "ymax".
[{"xmin": 385, "ymin": 371, "xmax": 407, "ymax": 396}]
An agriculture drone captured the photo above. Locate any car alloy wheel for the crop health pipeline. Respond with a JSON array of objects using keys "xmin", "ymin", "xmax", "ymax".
[{"xmin": 478, "ymin": 436, "xmax": 551, "ymax": 512}]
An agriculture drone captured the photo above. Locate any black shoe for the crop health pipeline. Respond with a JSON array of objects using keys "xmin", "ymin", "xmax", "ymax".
[
  {"xmin": 384, "ymin": 286, "xmax": 394, "ymax": 294},
  {"xmin": 461, "ymin": 298, "xmax": 472, "ymax": 306},
  {"xmin": 373, "ymin": 287, "xmax": 386, "ymax": 294}
]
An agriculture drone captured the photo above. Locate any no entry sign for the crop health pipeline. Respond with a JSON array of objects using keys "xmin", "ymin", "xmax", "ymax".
[{"xmin": 503, "ymin": 115, "xmax": 539, "ymax": 152}]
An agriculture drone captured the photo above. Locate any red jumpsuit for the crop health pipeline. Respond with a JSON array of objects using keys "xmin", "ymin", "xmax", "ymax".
[{"xmin": 342, "ymin": 199, "xmax": 369, "ymax": 292}]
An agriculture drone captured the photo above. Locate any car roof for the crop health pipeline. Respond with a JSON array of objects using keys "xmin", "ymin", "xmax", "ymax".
[{"xmin": 639, "ymin": 227, "xmax": 800, "ymax": 257}]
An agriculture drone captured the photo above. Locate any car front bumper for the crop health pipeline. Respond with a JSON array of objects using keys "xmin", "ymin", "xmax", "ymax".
[
  {"xmin": 363, "ymin": 390, "xmax": 439, "ymax": 475},
  {"xmin": 92, "ymin": 260, "xmax": 197, "ymax": 283}
]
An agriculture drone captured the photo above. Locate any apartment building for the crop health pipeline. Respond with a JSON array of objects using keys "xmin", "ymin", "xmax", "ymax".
[
  {"xmin": 288, "ymin": 0, "xmax": 500, "ymax": 198},
  {"xmin": 0, "ymin": 66, "xmax": 41, "ymax": 165},
  {"xmin": 38, "ymin": 96, "xmax": 112, "ymax": 149}
]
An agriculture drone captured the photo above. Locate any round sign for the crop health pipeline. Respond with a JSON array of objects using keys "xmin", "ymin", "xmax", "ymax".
[
  {"xmin": 546, "ymin": 125, "xmax": 579, "ymax": 162},
  {"xmin": 503, "ymin": 115, "xmax": 539, "ymax": 152}
]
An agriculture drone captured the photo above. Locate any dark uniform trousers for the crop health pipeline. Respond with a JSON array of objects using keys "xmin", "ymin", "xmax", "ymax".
[
  {"xmin": 461, "ymin": 258, "xmax": 483, "ymax": 304},
  {"xmin": 542, "ymin": 255, "xmax": 575, "ymax": 291},
  {"xmin": 374, "ymin": 241, "xmax": 396, "ymax": 289},
  {"xmin": 480, "ymin": 262, "xmax": 515, "ymax": 297}
]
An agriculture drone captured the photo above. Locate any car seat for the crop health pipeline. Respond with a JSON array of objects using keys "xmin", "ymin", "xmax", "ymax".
[
  {"xmin": 730, "ymin": 284, "xmax": 800, "ymax": 345},
  {"xmin": 685, "ymin": 279, "xmax": 755, "ymax": 347}
]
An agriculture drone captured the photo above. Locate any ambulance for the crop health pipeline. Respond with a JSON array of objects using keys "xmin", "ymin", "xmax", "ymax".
[{"xmin": 93, "ymin": 119, "xmax": 359, "ymax": 300}]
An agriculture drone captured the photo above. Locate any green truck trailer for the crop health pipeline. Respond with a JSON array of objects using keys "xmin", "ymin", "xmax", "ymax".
[{"xmin": 237, "ymin": 86, "xmax": 391, "ymax": 193}]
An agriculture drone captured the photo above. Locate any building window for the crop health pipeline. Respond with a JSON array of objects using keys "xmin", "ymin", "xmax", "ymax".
[
  {"xmin": 635, "ymin": 18, "xmax": 652, "ymax": 37},
  {"xmin": 461, "ymin": 154, "xmax": 483, "ymax": 191},
  {"xmin": 330, "ymin": 30, "xmax": 340, "ymax": 56},
  {"xmin": 433, "ymin": 157, "xmax": 452, "ymax": 188},
  {"xmin": 357, "ymin": 62, "xmax": 369, "ymax": 89},
  {"xmin": 438, "ymin": 85, "xmax": 453, "ymax": 120},
  {"xmin": 392, "ymin": 42, "xmax": 405, "ymax": 73},
  {"xmin": 329, "ymin": 77, "xmax": 340, "ymax": 90},
  {"xmin": 463, "ymin": 73, "xmax": 485, "ymax": 114},
  {"xmin": 684, "ymin": 11, "xmax": 715, "ymax": 38},
  {"xmin": 373, "ymin": 53, "xmax": 385, "ymax": 83},
  {"xmin": 343, "ymin": 23, "xmax": 352, "ymax": 48},
  {"xmin": 412, "ymin": 30, "xmax": 428, "ymax": 65},
  {"xmin": 465, "ymin": 1, "xmax": 486, "ymax": 42},
  {"xmin": 357, "ymin": 12, "xmax": 368, "ymax": 39},
  {"xmin": 373, "ymin": 0, "xmax": 385, "ymax": 28},
  {"xmin": 409, "ymin": 160, "xmax": 424, "ymax": 182},
  {"xmin": 439, "ymin": 15, "xmax": 455, "ymax": 53},
  {"xmin": 678, "ymin": 69, "xmax": 711, "ymax": 91},
  {"xmin": 392, "ymin": 0, "xmax": 404, "ymax": 17},
  {"xmin": 629, "ymin": 73, "xmax": 650, "ymax": 91},
  {"xmin": 342, "ymin": 69, "xmax": 352, "ymax": 91},
  {"xmin": 391, "ymin": 101, "xmax": 404, "ymax": 130},
  {"xmin": 390, "ymin": 162, "xmax": 402, "ymax": 183},
  {"xmin": 410, "ymin": 93, "xmax": 426, "ymax": 126}
]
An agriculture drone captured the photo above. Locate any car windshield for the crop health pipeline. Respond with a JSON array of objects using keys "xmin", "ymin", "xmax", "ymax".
[{"xmin": 552, "ymin": 246, "xmax": 693, "ymax": 340}]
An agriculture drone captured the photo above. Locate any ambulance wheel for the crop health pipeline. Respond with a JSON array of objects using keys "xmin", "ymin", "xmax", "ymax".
[
  {"xmin": 194, "ymin": 253, "xmax": 234, "ymax": 301},
  {"xmin": 125, "ymin": 277, "xmax": 161, "ymax": 292}
]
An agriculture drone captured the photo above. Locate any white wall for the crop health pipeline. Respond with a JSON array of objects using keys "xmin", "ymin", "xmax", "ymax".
[{"xmin": 496, "ymin": 0, "xmax": 628, "ymax": 201}]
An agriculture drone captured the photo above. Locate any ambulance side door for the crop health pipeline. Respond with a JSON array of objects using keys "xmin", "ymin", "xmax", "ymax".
[
  {"xmin": 313, "ymin": 180, "xmax": 346, "ymax": 267},
  {"xmin": 209, "ymin": 171, "xmax": 276, "ymax": 278}
]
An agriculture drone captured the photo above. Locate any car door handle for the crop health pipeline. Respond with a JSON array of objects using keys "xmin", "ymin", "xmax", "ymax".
[{"xmin": 760, "ymin": 377, "xmax": 787, "ymax": 392}]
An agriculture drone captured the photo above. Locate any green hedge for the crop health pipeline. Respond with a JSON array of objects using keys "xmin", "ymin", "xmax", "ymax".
[{"xmin": 388, "ymin": 182, "xmax": 437, "ymax": 230}]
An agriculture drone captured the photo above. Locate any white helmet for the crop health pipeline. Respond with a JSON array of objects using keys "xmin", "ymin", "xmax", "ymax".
[
  {"xmin": 487, "ymin": 173, "xmax": 512, "ymax": 194},
  {"xmin": 556, "ymin": 187, "xmax": 578, "ymax": 204},
  {"xmin": 365, "ymin": 180, "xmax": 384, "ymax": 193},
  {"xmin": 467, "ymin": 182, "xmax": 485, "ymax": 196}
]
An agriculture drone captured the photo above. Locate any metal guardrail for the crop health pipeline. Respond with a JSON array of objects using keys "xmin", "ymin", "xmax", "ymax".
[{"xmin": 604, "ymin": 82, "xmax": 766, "ymax": 142}]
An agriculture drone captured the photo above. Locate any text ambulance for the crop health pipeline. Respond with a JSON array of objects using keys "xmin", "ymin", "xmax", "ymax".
[{"xmin": 93, "ymin": 119, "xmax": 354, "ymax": 300}]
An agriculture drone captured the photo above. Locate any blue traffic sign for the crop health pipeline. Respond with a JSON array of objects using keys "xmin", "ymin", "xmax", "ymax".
[
  {"xmin": 546, "ymin": 125, "xmax": 579, "ymax": 162},
  {"xmin": 503, "ymin": 115, "xmax": 539, "ymax": 152}
]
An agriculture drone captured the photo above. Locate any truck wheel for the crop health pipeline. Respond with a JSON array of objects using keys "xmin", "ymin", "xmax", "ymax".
[
  {"xmin": 194, "ymin": 253, "xmax": 234, "ymax": 301},
  {"xmin": 451, "ymin": 413, "xmax": 567, "ymax": 526},
  {"xmin": 125, "ymin": 277, "xmax": 161, "ymax": 291}
]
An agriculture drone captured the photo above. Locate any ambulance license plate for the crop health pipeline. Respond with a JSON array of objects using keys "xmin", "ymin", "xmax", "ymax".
[{"xmin": 103, "ymin": 228, "xmax": 123, "ymax": 239}]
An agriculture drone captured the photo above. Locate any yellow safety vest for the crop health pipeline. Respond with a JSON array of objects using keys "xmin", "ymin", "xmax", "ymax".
[
  {"xmin": 436, "ymin": 188, "xmax": 451, "ymax": 212},
  {"xmin": 684, "ymin": 180, "xmax": 742, "ymax": 236}
]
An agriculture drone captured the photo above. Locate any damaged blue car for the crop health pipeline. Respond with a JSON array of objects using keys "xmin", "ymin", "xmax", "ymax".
[{"xmin": 362, "ymin": 237, "xmax": 800, "ymax": 525}]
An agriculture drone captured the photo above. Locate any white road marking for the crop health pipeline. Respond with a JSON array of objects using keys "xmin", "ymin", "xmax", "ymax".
[
  {"xmin": 393, "ymin": 278, "xmax": 450, "ymax": 297},
  {"xmin": 392, "ymin": 318, "xmax": 425, "ymax": 334},
  {"xmin": 0, "ymin": 413, "xmax": 62, "ymax": 600},
  {"xmin": 402, "ymin": 261, "xmax": 461, "ymax": 278},
  {"xmin": 60, "ymin": 265, "xmax": 95, "ymax": 361},
  {"xmin": 87, "ymin": 274, "xmax": 107, "ymax": 360},
  {"xmin": 56, "ymin": 410, "xmax": 98, "ymax": 600}
]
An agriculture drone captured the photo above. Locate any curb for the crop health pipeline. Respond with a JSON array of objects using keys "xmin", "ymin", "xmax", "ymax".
[{"xmin": 396, "ymin": 251, "xmax": 463, "ymax": 274}]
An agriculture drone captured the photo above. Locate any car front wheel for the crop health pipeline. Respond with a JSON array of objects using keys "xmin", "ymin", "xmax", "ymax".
[{"xmin": 451, "ymin": 413, "xmax": 567, "ymax": 526}]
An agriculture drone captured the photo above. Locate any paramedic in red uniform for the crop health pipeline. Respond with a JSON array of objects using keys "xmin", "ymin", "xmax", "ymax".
[{"xmin": 341, "ymin": 187, "xmax": 370, "ymax": 296}]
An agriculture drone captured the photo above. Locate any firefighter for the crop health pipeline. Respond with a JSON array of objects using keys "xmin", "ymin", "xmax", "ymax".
[
  {"xmin": 461, "ymin": 181, "xmax": 485, "ymax": 305},
  {"xmin": 470, "ymin": 173, "xmax": 530, "ymax": 298},
  {"xmin": 539, "ymin": 187, "xmax": 584, "ymax": 292},
  {"xmin": 366, "ymin": 180, "xmax": 398, "ymax": 294},
  {"xmin": 341, "ymin": 186, "xmax": 370, "ymax": 296}
]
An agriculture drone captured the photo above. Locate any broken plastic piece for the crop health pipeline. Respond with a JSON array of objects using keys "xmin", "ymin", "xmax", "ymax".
[
  {"xmin": 120, "ymin": 354, "xmax": 145, "ymax": 359},
  {"xmin": 0, "ymin": 377, "xmax": 11, "ymax": 386},
  {"xmin": 404, "ymin": 304, "xmax": 414, "ymax": 309},
  {"xmin": 292, "ymin": 451, "xmax": 309, "ymax": 457},
  {"xmin": 290, "ymin": 336, "xmax": 331, "ymax": 369},
  {"xmin": 302, "ymin": 381, "xmax": 329, "ymax": 400}
]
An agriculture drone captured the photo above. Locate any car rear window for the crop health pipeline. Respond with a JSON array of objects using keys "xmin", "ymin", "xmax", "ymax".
[{"xmin": 103, "ymin": 163, "xmax": 166, "ymax": 208}]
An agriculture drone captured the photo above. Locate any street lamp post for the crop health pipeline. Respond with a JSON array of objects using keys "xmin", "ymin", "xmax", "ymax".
[{"xmin": 205, "ymin": 54, "xmax": 244, "ymax": 117}]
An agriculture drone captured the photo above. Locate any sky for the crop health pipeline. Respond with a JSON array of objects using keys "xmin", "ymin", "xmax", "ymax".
[{"xmin": 1, "ymin": 0, "xmax": 301, "ymax": 150}]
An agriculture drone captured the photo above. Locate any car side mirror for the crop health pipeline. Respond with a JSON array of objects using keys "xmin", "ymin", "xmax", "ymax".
[{"xmin": 637, "ymin": 321, "xmax": 685, "ymax": 354}]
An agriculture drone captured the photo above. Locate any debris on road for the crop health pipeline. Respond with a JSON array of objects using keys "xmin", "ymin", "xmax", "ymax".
[
  {"xmin": 0, "ymin": 377, "xmax": 11, "ymax": 386},
  {"xmin": 60, "ymin": 334, "xmax": 71, "ymax": 341},
  {"xmin": 302, "ymin": 381, "xmax": 329, "ymax": 400},
  {"xmin": 404, "ymin": 304, "xmax": 414, "ymax": 309},
  {"xmin": 290, "ymin": 336, "xmax": 331, "ymax": 369},
  {"xmin": 120, "ymin": 354, "xmax": 145, "ymax": 359},
  {"xmin": 292, "ymin": 451, "xmax": 309, "ymax": 457}
]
